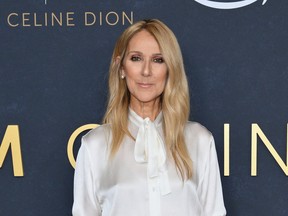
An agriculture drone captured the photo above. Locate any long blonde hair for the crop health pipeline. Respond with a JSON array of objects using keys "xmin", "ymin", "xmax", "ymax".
[{"xmin": 103, "ymin": 19, "xmax": 192, "ymax": 180}]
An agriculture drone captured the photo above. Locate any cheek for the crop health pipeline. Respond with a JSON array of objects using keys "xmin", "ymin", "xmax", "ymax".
[
  {"xmin": 123, "ymin": 61, "xmax": 140, "ymax": 75},
  {"xmin": 125, "ymin": 77, "xmax": 137, "ymax": 93},
  {"xmin": 123, "ymin": 66, "xmax": 139, "ymax": 83},
  {"xmin": 158, "ymin": 71, "xmax": 168, "ymax": 87}
]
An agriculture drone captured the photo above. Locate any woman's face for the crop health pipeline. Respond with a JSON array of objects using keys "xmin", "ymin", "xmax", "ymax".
[{"xmin": 122, "ymin": 30, "xmax": 168, "ymax": 107}]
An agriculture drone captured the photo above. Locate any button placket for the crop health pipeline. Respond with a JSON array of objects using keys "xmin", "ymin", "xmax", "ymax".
[{"xmin": 132, "ymin": 110, "xmax": 171, "ymax": 216}]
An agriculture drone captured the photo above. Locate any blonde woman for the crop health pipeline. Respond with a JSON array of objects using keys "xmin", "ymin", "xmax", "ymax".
[{"xmin": 72, "ymin": 19, "xmax": 226, "ymax": 216}]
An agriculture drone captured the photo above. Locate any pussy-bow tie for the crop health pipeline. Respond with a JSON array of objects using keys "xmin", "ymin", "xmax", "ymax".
[{"xmin": 134, "ymin": 117, "xmax": 171, "ymax": 196}]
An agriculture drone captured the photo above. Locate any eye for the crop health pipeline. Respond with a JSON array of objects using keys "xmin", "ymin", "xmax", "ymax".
[
  {"xmin": 130, "ymin": 56, "xmax": 141, "ymax": 61},
  {"xmin": 152, "ymin": 57, "xmax": 165, "ymax": 63}
]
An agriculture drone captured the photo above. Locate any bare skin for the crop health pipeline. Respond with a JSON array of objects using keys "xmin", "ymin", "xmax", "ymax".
[{"xmin": 121, "ymin": 30, "xmax": 168, "ymax": 121}]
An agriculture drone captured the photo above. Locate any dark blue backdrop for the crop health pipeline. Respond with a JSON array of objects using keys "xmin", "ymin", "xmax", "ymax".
[{"xmin": 1, "ymin": 0, "xmax": 288, "ymax": 215}]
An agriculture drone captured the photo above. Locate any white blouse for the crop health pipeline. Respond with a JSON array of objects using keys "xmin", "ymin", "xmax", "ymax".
[{"xmin": 72, "ymin": 110, "xmax": 226, "ymax": 216}]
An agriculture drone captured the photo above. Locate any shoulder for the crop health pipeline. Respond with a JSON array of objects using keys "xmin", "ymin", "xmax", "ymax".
[
  {"xmin": 184, "ymin": 121, "xmax": 213, "ymax": 143},
  {"xmin": 184, "ymin": 121, "xmax": 214, "ymax": 159},
  {"xmin": 75, "ymin": 124, "xmax": 112, "ymax": 177},
  {"xmin": 81, "ymin": 124, "xmax": 112, "ymax": 152}
]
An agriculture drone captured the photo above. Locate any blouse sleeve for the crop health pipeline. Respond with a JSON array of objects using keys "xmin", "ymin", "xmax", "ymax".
[
  {"xmin": 72, "ymin": 138, "xmax": 102, "ymax": 216},
  {"xmin": 197, "ymin": 135, "xmax": 226, "ymax": 216}
]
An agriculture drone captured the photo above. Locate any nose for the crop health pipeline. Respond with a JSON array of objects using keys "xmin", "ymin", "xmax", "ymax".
[{"xmin": 141, "ymin": 59, "xmax": 151, "ymax": 77}]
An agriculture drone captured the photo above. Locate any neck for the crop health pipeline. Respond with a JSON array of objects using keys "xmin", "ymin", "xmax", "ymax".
[{"xmin": 130, "ymin": 98, "xmax": 161, "ymax": 121}]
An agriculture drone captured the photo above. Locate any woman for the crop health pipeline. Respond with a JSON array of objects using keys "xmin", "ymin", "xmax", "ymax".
[{"xmin": 72, "ymin": 19, "xmax": 226, "ymax": 216}]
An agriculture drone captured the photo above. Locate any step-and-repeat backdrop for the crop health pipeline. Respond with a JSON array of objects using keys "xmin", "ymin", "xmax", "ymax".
[{"xmin": 1, "ymin": 0, "xmax": 288, "ymax": 215}]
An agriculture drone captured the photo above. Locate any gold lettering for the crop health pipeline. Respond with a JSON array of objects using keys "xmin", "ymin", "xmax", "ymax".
[
  {"xmin": 44, "ymin": 12, "xmax": 48, "ymax": 26},
  {"xmin": 67, "ymin": 12, "xmax": 75, "ymax": 26},
  {"xmin": 51, "ymin": 12, "xmax": 63, "ymax": 26},
  {"xmin": 224, "ymin": 124, "xmax": 230, "ymax": 176},
  {"xmin": 122, "ymin": 11, "xmax": 133, "ymax": 25},
  {"xmin": 0, "ymin": 125, "xmax": 24, "ymax": 177},
  {"xmin": 85, "ymin": 12, "xmax": 96, "ymax": 26},
  {"xmin": 99, "ymin": 12, "xmax": 102, "ymax": 26},
  {"xmin": 67, "ymin": 124, "xmax": 99, "ymax": 168},
  {"xmin": 251, "ymin": 124, "xmax": 288, "ymax": 176},
  {"xmin": 106, "ymin": 11, "xmax": 119, "ymax": 26},
  {"xmin": 34, "ymin": 13, "xmax": 42, "ymax": 27},
  {"xmin": 22, "ymin": 13, "xmax": 31, "ymax": 27},
  {"xmin": 7, "ymin": 13, "xmax": 19, "ymax": 27}
]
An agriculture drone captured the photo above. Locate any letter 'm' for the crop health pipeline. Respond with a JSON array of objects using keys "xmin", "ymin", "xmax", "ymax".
[{"xmin": 0, "ymin": 125, "xmax": 24, "ymax": 176}]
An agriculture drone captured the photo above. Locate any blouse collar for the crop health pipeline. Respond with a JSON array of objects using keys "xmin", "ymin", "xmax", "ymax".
[{"xmin": 128, "ymin": 107, "xmax": 171, "ymax": 196}]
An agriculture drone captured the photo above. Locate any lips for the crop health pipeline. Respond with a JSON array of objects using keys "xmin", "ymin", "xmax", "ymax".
[{"xmin": 138, "ymin": 83, "xmax": 153, "ymax": 88}]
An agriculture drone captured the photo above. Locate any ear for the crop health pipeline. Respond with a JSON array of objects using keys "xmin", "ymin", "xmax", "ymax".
[
  {"xmin": 115, "ymin": 56, "xmax": 122, "ymax": 70},
  {"xmin": 115, "ymin": 56, "xmax": 125, "ymax": 78},
  {"xmin": 115, "ymin": 56, "xmax": 121, "ymax": 65}
]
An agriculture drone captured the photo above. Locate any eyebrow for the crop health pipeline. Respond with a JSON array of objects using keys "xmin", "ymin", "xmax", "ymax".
[{"xmin": 127, "ymin": 51, "xmax": 163, "ymax": 56}]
